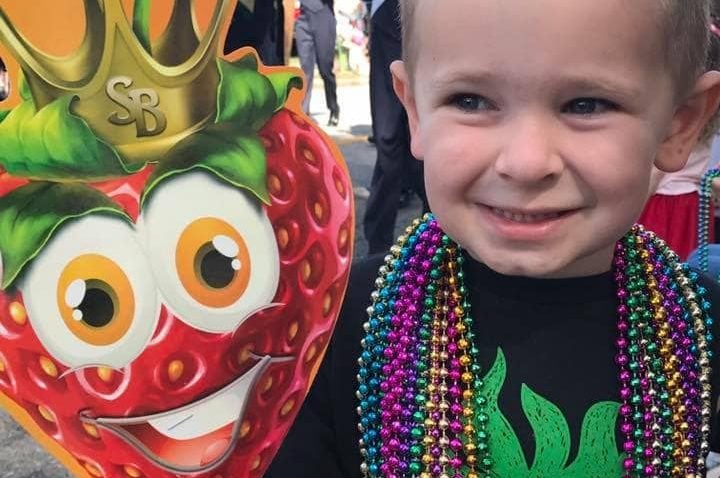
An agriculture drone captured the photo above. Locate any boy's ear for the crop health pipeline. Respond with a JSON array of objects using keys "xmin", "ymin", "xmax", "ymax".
[
  {"xmin": 390, "ymin": 60, "xmax": 424, "ymax": 160},
  {"xmin": 656, "ymin": 71, "xmax": 720, "ymax": 172}
]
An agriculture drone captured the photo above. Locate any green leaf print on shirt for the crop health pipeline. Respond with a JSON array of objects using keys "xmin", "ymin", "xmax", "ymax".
[{"xmin": 482, "ymin": 349, "xmax": 622, "ymax": 477}]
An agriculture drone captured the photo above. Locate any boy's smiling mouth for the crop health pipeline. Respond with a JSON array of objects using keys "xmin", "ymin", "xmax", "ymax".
[
  {"xmin": 487, "ymin": 206, "xmax": 577, "ymax": 224},
  {"xmin": 489, "ymin": 207, "xmax": 565, "ymax": 223},
  {"xmin": 480, "ymin": 204, "xmax": 581, "ymax": 241}
]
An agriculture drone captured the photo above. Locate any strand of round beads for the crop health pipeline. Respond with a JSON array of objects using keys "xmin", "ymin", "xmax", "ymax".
[
  {"xmin": 647, "ymin": 233, "xmax": 705, "ymax": 474},
  {"xmin": 665, "ymin": 246, "xmax": 714, "ymax": 474},
  {"xmin": 447, "ymin": 247, "xmax": 491, "ymax": 477},
  {"xmin": 616, "ymin": 234, "xmax": 660, "ymax": 475},
  {"xmin": 614, "ymin": 226, "xmax": 715, "ymax": 476},
  {"xmin": 410, "ymin": 250, "xmax": 439, "ymax": 477},
  {"xmin": 645, "ymin": 233, "xmax": 701, "ymax": 473},
  {"xmin": 613, "ymin": 239, "xmax": 637, "ymax": 478},
  {"xmin": 697, "ymin": 168, "xmax": 720, "ymax": 275},
  {"xmin": 643, "ymin": 237, "xmax": 683, "ymax": 473},
  {"xmin": 421, "ymin": 256, "xmax": 449, "ymax": 477},
  {"xmin": 358, "ymin": 218, "xmax": 425, "ymax": 477},
  {"xmin": 379, "ymin": 221, "xmax": 440, "ymax": 477},
  {"xmin": 439, "ymin": 246, "xmax": 471, "ymax": 478},
  {"xmin": 637, "ymin": 232, "xmax": 680, "ymax": 473}
]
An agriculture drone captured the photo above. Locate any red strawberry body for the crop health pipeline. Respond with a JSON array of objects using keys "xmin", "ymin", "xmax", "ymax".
[{"xmin": 0, "ymin": 108, "xmax": 352, "ymax": 477}]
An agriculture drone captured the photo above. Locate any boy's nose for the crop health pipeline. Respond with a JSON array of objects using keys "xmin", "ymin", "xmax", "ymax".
[{"xmin": 494, "ymin": 116, "xmax": 564, "ymax": 184}]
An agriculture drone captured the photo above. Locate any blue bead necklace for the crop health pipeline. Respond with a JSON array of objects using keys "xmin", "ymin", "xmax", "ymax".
[{"xmin": 696, "ymin": 168, "xmax": 720, "ymax": 276}]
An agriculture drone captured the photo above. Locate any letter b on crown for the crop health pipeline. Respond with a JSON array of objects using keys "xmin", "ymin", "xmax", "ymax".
[{"xmin": 106, "ymin": 76, "xmax": 167, "ymax": 138}]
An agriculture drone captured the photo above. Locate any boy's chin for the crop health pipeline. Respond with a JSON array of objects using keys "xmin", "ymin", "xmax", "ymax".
[
  {"xmin": 469, "ymin": 248, "xmax": 614, "ymax": 279},
  {"xmin": 480, "ymin": 257, "xmax": 570, "ymax": 279}
]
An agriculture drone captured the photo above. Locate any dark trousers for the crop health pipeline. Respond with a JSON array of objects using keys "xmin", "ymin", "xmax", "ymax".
[
  {"xmin": 295, "ymin": 6, "xmax": 339, "ymax": 114},
  {"xmin": 224, "ymin": 0, "xmax": 284, "ymax": 66},
  {"xmin": 363, "ymin": 0, "xmax": 427, "ymax": 254}
]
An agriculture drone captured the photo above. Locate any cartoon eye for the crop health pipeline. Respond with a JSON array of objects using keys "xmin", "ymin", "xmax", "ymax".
[
  {"xmin": 58, "ymin": 254, "xmax": 134, "ymax": 346},
  {"xmin": 138, "ymin": 171, "xmax": 280, "ymax": 333},
  {"xmin": 20, "ymin": 216, "xmax": 159, "ymax": 369},
  {"xmin": 175, "ymin": 217, "xmax": 252, "ymax": 308}
]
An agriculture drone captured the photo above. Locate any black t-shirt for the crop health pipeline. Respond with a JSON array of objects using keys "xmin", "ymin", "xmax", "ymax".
[{"xmin": 265, "ymin": 254, "xmax": 720, "ymax": 477}]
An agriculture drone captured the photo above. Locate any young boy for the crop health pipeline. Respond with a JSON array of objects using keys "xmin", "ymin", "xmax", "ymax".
[{"xmin": 266, "ymin": 0, "xmax": 720, "ymax": 476}]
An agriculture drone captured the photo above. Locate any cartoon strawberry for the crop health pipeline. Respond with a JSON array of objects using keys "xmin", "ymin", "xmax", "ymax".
[{"xmin": 0, "ymin": 1, "xmax": 353, "ymax": 477}]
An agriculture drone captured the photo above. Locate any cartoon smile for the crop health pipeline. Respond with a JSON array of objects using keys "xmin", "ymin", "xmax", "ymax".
[{"xmin": 82, "ymin": 356, "xmax": 272, "ymax": 474}]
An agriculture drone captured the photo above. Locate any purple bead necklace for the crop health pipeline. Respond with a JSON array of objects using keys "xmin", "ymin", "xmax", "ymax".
[{"xmin": 357, "ymin": 215, "xmax": 713, "ymax": 477}]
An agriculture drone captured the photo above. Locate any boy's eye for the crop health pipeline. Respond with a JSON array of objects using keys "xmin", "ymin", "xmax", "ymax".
[
  {"xmin": 562, "ymin": 98, "xmax": 618, "ymax": 115},
  {"xmin": 448, "ymin": 94, "xmax": 494, "ymax": 112}
]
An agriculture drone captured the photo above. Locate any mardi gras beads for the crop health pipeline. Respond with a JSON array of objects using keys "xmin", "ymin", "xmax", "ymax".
[{"xmin": 358, "ymin": 217, "xmax": 713, "ymax": 477}]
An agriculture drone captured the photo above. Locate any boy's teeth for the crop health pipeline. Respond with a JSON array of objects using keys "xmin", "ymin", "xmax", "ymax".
[{"xmin": 491, "ymin": 208, "xmax": 561, "ymax": 223}]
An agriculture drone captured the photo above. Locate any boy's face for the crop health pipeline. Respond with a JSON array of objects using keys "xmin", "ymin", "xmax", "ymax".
[{"xmin": 395, "ymin": 0, "xmax": 718, "ymax": 278}]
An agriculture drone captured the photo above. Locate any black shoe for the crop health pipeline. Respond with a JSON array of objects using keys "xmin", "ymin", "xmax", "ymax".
[{"xmin": 327, "ymin": 109, "xmax": 339, "ymax": 127}]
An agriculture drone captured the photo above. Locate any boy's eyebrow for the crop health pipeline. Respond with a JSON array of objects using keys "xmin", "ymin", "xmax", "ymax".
[
  {"xmin": 558, "ymin": 74, "xmax": 644, "ymax": 101},
  {"xmin": 428, "ymin": 69, "xmax": 644, "ymax": 101},
  {"xmin": 427, "ymin": 69, "xmax": 500, "ymax": 90}
]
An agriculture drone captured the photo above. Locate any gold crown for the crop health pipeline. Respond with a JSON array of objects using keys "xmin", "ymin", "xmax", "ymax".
[{"xmin": 0, "ymin": 0, "xmax": 236, "ymax": 166}]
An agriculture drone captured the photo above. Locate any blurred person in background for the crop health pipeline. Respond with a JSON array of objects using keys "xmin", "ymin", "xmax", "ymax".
[
  {"xmin": 296, "ymin": 0, "xmax": 340, "ymax": 125},
  {"xmin": 335, "ymin": 0, "xmax": 368, "ymax": 74},
  {"xmin": 363, "ymin": 0, "xmax": 427, "ymax": 254},
  {"xmin": 224, "ymin": 0, "xmax": 290, "ymax": 65}
]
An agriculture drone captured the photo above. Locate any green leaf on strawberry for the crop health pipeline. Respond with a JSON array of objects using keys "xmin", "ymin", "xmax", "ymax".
[
  {"xmin": 0, "ymin": 95, "xmax": 141, "ymax": 181},
  {"xmin": 215, "ymin": 56, "xmax": 303, "ymax": 128},
  {"xmin": 142, "ymin": 123, "xmax": 270, "ymax": 206},
  {"xmin": 0, "ymin": 182, "xmax": 130, "ymax": 289},
  {"xmin": 142, "ymin": 55, "xmax": 302, "ymax": 206}
]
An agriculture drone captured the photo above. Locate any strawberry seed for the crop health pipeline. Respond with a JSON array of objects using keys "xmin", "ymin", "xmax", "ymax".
[
  {"xmin": 82, "ymin": 422, "xmax": 100, "ymax": 439},
  {"xmin": 280, "ymin": 398, "xmax": 295, "ymax": 417},
  {"xmin": 96, "ymin": 367, "xmax": 114, "ymax": 382},
  {"xmin": 239, "ymin": 419, "xmax": 251, "ymax": 439},
  {"xmin": 123, "ymin": 465, "xmax": 142, "ymax": 477},
  {"xmin": 37, "ymin": 405, "xmax": 55, "ymax": 423},
  {"xmin": 167, "ymin": 359, "xmax": 184, "ymax": 383},
  {"xmin": 39, "ymin": 356, "xmax": 58, "ymax": 378},
  {"xmin": 84, "ymin": 462, "xmax": 103, "ymax": 477},
  {"xmin": 9, "ymin": 301, "xmax": 26, "ymax": 325},
  {"xmin": 287, "ymin": 321, "xmax": 299, "ymax": 341}
]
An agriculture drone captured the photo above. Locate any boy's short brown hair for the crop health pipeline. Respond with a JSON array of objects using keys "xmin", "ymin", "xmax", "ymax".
[
  {"xmin": 398, "ymin": 0, "xmax": 719, "ymax": 139},
  {"xmin": 399, "ymin": 0, "xmax": 713, "ymax": 95}
]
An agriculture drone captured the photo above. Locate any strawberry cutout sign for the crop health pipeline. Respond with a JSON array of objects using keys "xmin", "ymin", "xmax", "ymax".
[{"xmin": 0, "ymin": 1, "xmax": 353, "ymax": 477}]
